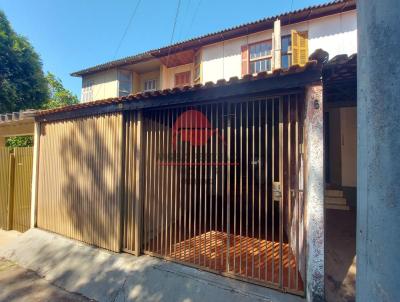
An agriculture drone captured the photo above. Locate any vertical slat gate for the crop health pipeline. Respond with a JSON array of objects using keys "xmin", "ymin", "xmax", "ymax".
[
  {"xmin": 12, "ymin": 147, "xmax": 33, "ymax": 232},
  {"xmin": 37, "ymin": 113, "xmax": 123, "ymax": 252},
  {"xmin": 0, "ymin": 147, "xmax": 33, "ymax": 232},
  {"xmin": 123, "ymin": 111, "xmax": 145, "ymax": 255},
  {"xmin": 141, "ymin": 94, "xmax": 305, "ymax": 295}
]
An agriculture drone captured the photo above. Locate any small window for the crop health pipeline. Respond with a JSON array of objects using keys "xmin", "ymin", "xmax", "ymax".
[
  {"xmin": 82, "ymin": 80, "xmax": 93, "ymax": 102},
  {"xmin": 118, "ymin": 70, "xmax": 132, "ymax": 97},
  {"xmin": 249, "ymin": 40, "xmax": 272, "ymax": 74},
  {"xmin": 144, "ymin": 79, "xmax": 157, "ymax": 92},
  {"xmin": 281, "ymin": 35, "xmax": 292, "ymax": 69},
  {"xmin": 175, "ymin": 71, "xmax": 191, "ymax": 87}
]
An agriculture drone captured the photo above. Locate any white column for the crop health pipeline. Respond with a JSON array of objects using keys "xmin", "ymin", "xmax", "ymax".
[
  {"xmin": 273, "ymin": 19, "xmax": 281, "ymax": 70},
  {"xmin": 304, "ymin": 84, "xmax": 324, "ymax": 302},
  {"xmin": 30, "ymin": 122, "xmax": 40, "ymax": 228},
  {"xmin": 357, "ymin": 0, "xmax": 400, "ymax": 301}
]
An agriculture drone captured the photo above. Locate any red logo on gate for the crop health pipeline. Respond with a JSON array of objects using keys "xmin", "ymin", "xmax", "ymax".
[{"xmin": 172, "ymin": 109, "xmax": 225, "ymax": 151}]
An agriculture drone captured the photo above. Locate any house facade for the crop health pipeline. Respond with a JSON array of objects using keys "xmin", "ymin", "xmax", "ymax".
[
  {"xmin": 0, "ymin": 1, "xmax": 359, "ymax": 302},
  {"xmin": 72, "ymin": 1, "xmax": 356, "ymax": 103}
]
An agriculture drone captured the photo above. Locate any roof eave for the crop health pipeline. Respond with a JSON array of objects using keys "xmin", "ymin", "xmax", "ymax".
[
  {"xmin": 70, "ymin": 0, "xmax": 355, "ymax": 78},
  {"xmin": 40, "ymin": 61, "xmax": 322, "ymax": 123}
]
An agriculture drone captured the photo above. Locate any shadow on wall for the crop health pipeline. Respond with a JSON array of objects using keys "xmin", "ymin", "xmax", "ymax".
[
  {"xmin": 60, "ymin": 115, "xmax": 122, "ymax": 251},
  {"xmin": 38, "ymin": 114, "xmax": 122, "ymax": 252}
]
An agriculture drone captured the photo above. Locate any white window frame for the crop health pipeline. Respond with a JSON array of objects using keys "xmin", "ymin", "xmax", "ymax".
[
  {"xmin": 281, "ymin": 35, "xmax": 292, "ymax": 69},
  {"xmin": 144, "ymin": 79, "xmax": 157, "ymax": 92},
  {"xmin": 118, "ymin": 69, "xmax": 132, "ymax": 97},
  {"xmin": 81, "ymin": 80, "xmax": 93, "ymax": 102},
  {"xmin": 249, "ymin": 40, "xmax": 273, "ymax": 74}
]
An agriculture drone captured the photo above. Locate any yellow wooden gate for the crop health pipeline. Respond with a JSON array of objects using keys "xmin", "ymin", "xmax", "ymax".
[
  {"xmin": 0, "ymin": 148, "xmax": 11, "ymax": 229},
  {"xmin": 0, "ymin": 147, "xmax": 33, "ymax": 232}
]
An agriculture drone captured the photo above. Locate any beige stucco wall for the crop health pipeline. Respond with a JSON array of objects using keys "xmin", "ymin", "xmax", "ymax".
[
  {"xmin": 340, "ymin": 107, "xmax": 357, "ymax": 187},
  {"xmin": 81, "ymin": 69, "xmax": 118, "ymax": 102},
  {"xmin": 202, "ymin": 10, "xmax": 357, "ymax": 83}
]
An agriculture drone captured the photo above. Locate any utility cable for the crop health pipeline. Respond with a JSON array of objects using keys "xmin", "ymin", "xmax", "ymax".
[
  {"xmin": 165, "ymin": 0, "xmax": 183, "ymax": 68},
  {"xmin": 113, "ymin": 0, "xmax": 142, "ymax": 59}
]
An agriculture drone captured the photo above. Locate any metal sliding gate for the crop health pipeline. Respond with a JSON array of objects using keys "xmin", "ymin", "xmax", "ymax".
[{"xmin": 142, "ymin": 94, "xmax": 305, "ymax": 294}]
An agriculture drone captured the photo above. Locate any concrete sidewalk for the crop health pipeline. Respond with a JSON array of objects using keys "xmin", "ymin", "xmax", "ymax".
[
  {"xmin": 0, "ymin": 229, "xmax": 21, "ymax": 247},
  {"xmin": 0, "ymin": 229, "xmax": 304, "ymax": 302}
]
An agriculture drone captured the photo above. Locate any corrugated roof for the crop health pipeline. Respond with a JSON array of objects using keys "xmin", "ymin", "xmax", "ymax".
[
  {"xmin": 0, "ymin": 110, "xmax": 37, "ymax": 125},
  {"xmin": 71, "ymin": 0, "xmax": 355, "ymax": 77},
  {"xmin": 40, "ymin": 61, "xmax": 321, "ymax": 118}
]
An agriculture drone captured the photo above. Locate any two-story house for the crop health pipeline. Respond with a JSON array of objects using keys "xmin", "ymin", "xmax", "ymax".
[
  {"xmin": 72, "ymin": 0, "xmax": 356, "ymax": 102},
  {"xmin": 22, "ymin": 1, "xmax": 358, "ymax": 301}
]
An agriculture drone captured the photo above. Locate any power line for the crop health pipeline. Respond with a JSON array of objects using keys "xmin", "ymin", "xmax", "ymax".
[
  {"xmin": 165, "ymin": 0, "xmax": 182, "ymax": 68},
  {"xmin": 187, "ymin": 0, "xmax": 202, "ymax": 37},
  {"xmin": 113, "ymin": 0, "xmax": 142, "ymax": 59},
  {"xmin": 288, "ymin": 0, "xmax": 294, "ymax": 25},
  {"xmin": 176, "ymin": 0, "xmax": 192, "ymax": 42}
]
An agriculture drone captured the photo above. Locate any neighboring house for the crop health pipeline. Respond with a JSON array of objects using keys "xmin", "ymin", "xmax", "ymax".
[{"xmin": 72, "ymin": 0, "xmax": 356, "ymax": 102}]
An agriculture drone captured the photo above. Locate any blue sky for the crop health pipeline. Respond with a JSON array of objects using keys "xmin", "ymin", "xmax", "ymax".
[{"xmin": 0, "ymin": 0, "xmax": 327, "ymax": 97}]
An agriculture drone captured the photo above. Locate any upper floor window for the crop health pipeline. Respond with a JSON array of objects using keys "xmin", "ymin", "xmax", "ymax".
[
  {"xmin": 144, "ymin": 79, "xmax": 157, "ymax": 92},
  {"xmin": 281, "ymin": 35, "xmax": 292, "ymax": 69},
  {"xmin": 175, "ymin": 71, "xmax": 191, "ymax": 87},
  {"xmin": 81, "ymin": 80, "xmax": 93, "ymax": 102},
  {"xmin": 118, "ymin": 70, "xmax": 132, "ymax": 97},
  {"xmin": 249, "ymin": 40, "xmax": 272, "ymax": 73}
]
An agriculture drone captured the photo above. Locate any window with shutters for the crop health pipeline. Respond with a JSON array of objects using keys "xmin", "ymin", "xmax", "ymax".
[
  {"xmin": 194, "ymin": 51, "xmax": 202, "ymax": 84},
  {"xmin": 291, "ymin": 30, "xmax": 308, "ymax": 67},
  {"xmin": 175, "ymin": 71, "xmax": 191, "ymax": 87},
  {"xmin": 248, "ymin": 40, "xmax": 272, "ymax": 74}
]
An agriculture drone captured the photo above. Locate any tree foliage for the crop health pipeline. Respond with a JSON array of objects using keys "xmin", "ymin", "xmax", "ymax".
[
  {"xmin": 5, "ymin": 136, "xmax": 33, "ymax": 148},
  {"xmin": 5, "ymin": 74, "xmax": 78, "ymax": 147},
  {"xmin": 0, "ymin": 10, "xmax": 49, "ymax": 113},
  {"xmin": 1, "ymin": 11, "xmax": 79, "ymax": 147},
  {"xmin": 42, "ymin": 72, "xmax": 79, "ymax": 109}
]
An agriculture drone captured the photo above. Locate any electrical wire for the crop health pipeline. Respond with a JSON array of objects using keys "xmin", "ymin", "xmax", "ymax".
[
  {"xmin": 165, "ymin": 0, "xmax": 183, "ymax": 68},
  {"xmin": 186, "ymin": 0, "xmax": 202, "ymax": 37},
  {"xmin": 176, "ymin": 0, "xmax": 192, "ymax": 42},
  {"xmin": 113, "ymin": 0, "xmax": 142, "ymax": 59},
  {"xmin": 288, "ymin": 0, "xmax": 294, "ymax": 25}
]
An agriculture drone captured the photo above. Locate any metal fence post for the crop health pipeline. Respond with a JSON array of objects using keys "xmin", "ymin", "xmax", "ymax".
[{"xmin": 135, "ymin": 110, "xmax": 144, "ymax": 256}]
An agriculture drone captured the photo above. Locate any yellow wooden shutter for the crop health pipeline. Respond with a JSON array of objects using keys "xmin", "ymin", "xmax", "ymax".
[
  {"xmin": 291, "ymin": 30, "xmax": 299, "ymax": 66},
  {"xmin": 299, "ymin": 31, "xmax": 308, "ymax": 66},
  {"xmin": 291, "ymin": 30, "xmax": 308, "ymax": 66}
]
